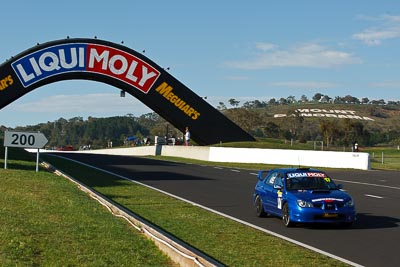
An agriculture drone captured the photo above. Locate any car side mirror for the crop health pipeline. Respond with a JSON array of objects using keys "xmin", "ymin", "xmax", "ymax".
[{"xmin": 337, "ymin": 184, "xmax": 343, "ymax": 189}]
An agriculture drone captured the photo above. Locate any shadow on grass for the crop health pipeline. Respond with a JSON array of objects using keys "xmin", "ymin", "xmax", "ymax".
[
  {"xmin": 0, "ymin": 147, "xmax": 39, "ymax": 171},
  {"xmin": 2, "ymin": 162, "xmax": 39, "ymax": 171}
]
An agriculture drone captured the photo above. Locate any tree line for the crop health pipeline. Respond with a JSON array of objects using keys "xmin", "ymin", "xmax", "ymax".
[
  {"xmin": 6, "ymin": 114, "xmax": 184, "ymax": 149},
  {"xmin": 1, "ymin": 93, "xmax": 399, "ymax": 149},
  {"xmin": 221, "ymin": 100, "xmax": 400, "ymax": 148},
  {"xmin": 218, "ymin": 93, "xmax": 399, "ymax": 110}
]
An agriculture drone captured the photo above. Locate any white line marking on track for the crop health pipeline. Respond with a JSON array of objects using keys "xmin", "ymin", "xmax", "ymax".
[
  {"xmin": 213, "ymin": 167, "xmax": 223, "ymax": 170},
  {"xmin": 249, "ymin": 173, "xmax": 258, "ymax": 176},
  {"xmin": 335, "ymin": 179, "xmax": 400, "ymax": 190},
  {"xmin": 365, "ymin": 194, "xmax": 384, "ymax": 199},
  {"xmin": 230, "ymin": 169, "xmax": 240, "ymax": 172}
]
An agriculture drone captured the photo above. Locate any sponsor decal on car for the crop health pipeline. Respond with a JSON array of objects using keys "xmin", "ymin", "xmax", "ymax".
[
  {"xmin": 277, "ymin": 190, "xmax": 283, "ymax": 209},
  {"xmin": 287, "ymin": 172, "xmax": 326, "ymax": 178},
  {"xmin": 324, "ymin": 177, "xmax": 331, "ymax": 183},
  {"xmin": 311, "ymin": 198, "xmax": 344, "ymax": 202},
  {"xmin": 11, "ymin": 43, "xmax": 160, "ymax": 93}
]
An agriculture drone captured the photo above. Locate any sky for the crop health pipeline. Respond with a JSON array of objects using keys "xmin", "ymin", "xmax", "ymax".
[{"xmin": 1, "ymin": 1, "xmax": 400, "ymax": 127}]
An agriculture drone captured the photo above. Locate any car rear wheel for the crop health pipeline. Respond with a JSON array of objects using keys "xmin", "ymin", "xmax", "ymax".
[
  {"xmin": 255, "ymin": 195, "xmax": 266, "ymax": 217},
  {"xmin": 282, "ymin": 203, "xmax": 294, "ymax": 227}
]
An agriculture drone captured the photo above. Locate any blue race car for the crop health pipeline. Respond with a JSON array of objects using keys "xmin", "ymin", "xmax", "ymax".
[{"xmin": 253, "ymin": 168, "xmax": 356, "ymax": 227}]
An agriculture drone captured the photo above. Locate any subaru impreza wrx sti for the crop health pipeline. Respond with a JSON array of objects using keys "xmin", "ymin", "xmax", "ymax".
[{"xmin": 253, "ymin": 168, "xmax": 356, "ymax": 227}]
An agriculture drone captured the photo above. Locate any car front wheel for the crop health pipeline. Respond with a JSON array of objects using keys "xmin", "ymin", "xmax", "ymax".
[{"xmin": 282, "ymin": 203, "xmax": 294, "ymax": 227}]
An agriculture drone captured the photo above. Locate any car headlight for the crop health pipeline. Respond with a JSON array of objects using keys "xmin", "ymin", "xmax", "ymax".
[
  {"xmin": 297, "ymin": 199, "xmax": 314, "ymax": 208},
  {"xmin": 344, "ymin": 198, "xmax": 354, "ymax": 207}
]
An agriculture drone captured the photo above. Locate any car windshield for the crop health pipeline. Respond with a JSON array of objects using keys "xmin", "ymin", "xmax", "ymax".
[{"xmin": 286, "ymin": 172, "xmax": 337, "ymax": 191}]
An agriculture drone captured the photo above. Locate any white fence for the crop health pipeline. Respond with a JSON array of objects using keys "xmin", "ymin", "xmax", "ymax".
[{"xmin": 65, "ymin": 145, "xmax": 370, "ymax": 170}]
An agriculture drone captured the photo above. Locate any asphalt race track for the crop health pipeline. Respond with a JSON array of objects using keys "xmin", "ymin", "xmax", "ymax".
[{"xmin": 49, "ymin": 152, "xmax": 400, "ymax": 267}]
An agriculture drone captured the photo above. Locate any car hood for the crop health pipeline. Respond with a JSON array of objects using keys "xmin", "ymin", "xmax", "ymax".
[{"xmin": 288, "ymin": 189, "xmax": 352, "ymax": 203}]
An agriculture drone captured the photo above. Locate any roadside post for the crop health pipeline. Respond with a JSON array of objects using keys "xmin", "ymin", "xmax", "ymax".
[{"xmin": 3, "ymin": 130, "xmax": 48, "ymax": 172}]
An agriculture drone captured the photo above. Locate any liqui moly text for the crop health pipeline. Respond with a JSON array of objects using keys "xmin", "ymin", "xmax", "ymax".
[{"xmin": 11, "ymin": 43, "xmax": 160, "ymax": 93}]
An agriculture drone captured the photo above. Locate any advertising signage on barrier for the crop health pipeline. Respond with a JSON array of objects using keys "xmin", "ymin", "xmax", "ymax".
[{"xmin": 0, "ymin": 38, "xmax": 255, "ymax": 145}]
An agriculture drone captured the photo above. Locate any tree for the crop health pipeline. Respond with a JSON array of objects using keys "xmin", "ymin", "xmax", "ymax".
[
  {"xmin": 285, "ymin": 109, "xmax": 304, "ymax": 141},
  {"xmin": 320, "ymin": 95, "xmax": 332, "ymax": 103},
  {"xmin": 253, "ymin": 100, "xmax": 267, "ymax": 108},
  {"xmin": 242, "ymin": 100, "xmax": 267, "ymax": 109},
  {"xmin": 228, "ymin": 98, "xmax": 240, "ymax": 107},
  {"xmin": 279, "ymin": 97, "xmax": 287, "ymax": 105},
  {"xmin": 224, "ymin": 108, "xmax": 262, "ymax": 134},
  {"xmin": 343, "ymin": 95, "xmax": 360, "ymax": 104},
  {"xmin": 319, "ymin": 119, "xmax": 337, "ymax": 147},
  {"xmin": 334, "ymin": 96, "xmax": 344, "ymax": 104},
  {"xmin": 217, "ymin": 102, "xmax": 227, "ymax": 110},
  {"xmin": 264, "ymin": 122, "xmax": 280, "ymax": 138},
  {"xmin": 286, "ymin": 95, "xmax": 296, "ymax": 104},
  {"xmin": 300, "ymin": 94, "xmax": 309, "ymax": 103},
  {"xmin": 242, "ymin": 101, "xmax": 253, "ymax": 109},
  {"xmin": 361, "ymin": 97, "xmax": 369, "ymax": 104},
  {"xmin": 268, "ymin": 98, "xmax": 278, "ymax": 105},
  {"xmin": 377, "ymin": 99, "xmax": 386, "ymax": 105},
  {"xmin": 312, "ymin": 93, "xmax": 323, "ymax": 102}
]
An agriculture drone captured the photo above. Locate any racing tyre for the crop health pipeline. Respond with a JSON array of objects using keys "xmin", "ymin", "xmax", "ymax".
[
  {"xmin": 282, "ymin": 203, "xmax": 294, "ymax": 227},
  {"xmin": 255, "ymin": 195, "xmax": 266, "ymax": 217}
]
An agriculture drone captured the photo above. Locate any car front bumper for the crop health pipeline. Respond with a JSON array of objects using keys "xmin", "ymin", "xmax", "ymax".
[{"xmin": 290, "ymin": 206, "xmax": 356, "ymax": 223}]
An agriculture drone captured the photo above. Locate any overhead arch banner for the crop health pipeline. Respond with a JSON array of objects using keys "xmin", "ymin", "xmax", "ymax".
[{"xmin": 0, "ymin": 38, "xmax": 255, "ymax": 145}]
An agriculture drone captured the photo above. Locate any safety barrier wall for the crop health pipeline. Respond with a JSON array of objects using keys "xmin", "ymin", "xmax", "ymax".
[
  {"xmin": 45, "ymin": 145, "xmax": 370, "ymax": 170},
  {"xmin": 72, "ymin": 146, "xmax": 156, "ymax": 156},
  {"xmin": 207, "ymin": 147, "xmax": 370, "ymax": 170},
  {"xmin": 157, "ymin": 145, "xmax": 210, "ymax": 160}
]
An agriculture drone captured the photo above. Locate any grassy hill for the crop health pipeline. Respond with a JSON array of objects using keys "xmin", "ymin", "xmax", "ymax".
[
  {"xmin": 2, "ymin": 102, "xmax": 400, "ymax": 149},
  {"xmin": 263, "ymin": 103, "xmax": 400, "ymax": 130},
  {"xmin": 224, "ymin": 103, "xmax": 400, "ymax": 147}
]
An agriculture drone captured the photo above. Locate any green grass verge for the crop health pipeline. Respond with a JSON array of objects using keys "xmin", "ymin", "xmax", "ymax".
[
  {"xmin": 367, "ymin": 147, "xmax": 400, "ymax": 170},
  {"xmin": 40, "ymin": 154, "xmax": 349, "ymax": 266},
  {"xmin": 0, "ymin": 149, "xmax": 175, "ymax": 266}
]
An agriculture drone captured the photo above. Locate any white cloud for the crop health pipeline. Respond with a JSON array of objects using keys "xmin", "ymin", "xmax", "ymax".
[
  {"xmin": 352, "ymin": 28, "xmax": 400, "ymax": 46},
  {"xmin": 224, "ymin": 43, "xmax": 361, "ymax": 69},
  {"xmin": 353, "ymin": 15, "xmax": 400, "ymax": 46}
]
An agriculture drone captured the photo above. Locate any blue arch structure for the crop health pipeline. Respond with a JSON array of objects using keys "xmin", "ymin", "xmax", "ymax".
[{"xmin": 0, "ymin": 38, "xmax": 255, "ymax": 145}]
